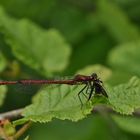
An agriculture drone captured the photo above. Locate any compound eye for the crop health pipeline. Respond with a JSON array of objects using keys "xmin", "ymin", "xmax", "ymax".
[{"xmin": 91, "ymin": 73, "xmax": 97, "ymax": 79}]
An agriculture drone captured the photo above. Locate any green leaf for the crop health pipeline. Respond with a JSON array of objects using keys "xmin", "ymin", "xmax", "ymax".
[
  {"xmin": 112, "ymin": 115, "xmax": 140, "ymax": 134},
  {"xmin": 98, "ymin": 0, "xmax": 140, "ymax": 43},
  {"xmin": 0, "ymin": 6, "xmax": 71, "ymax": 76},
  {"xmin": 108, "ymin": 41, "xmax": 140, "ymax": 76},
  {"xmin": 108, "ymin": 76, "xmax": 140, "ymax": 114},
  {"xmin": 0, "ymin": 85, "xmax": 7, "ymax": 107},
  {"xmin": 22, "ymin": 85, "xmax": 94, "ymax": 123}
]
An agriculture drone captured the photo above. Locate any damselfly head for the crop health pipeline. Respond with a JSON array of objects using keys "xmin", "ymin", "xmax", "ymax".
[
  {"xmin": 91, "ymin": 73, "xmax": 103, "ymax": 84},
  {"xmin": 91, "ymin": 73, "xmax": 98, "ymax": 80}
]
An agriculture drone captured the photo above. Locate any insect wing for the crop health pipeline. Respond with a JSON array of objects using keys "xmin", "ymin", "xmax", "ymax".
[
  {"xmin": 94, "ymin": 83, "xmax": 108, "ymax": 98},
  {"xmin": 100, "ymin": 86, "xmax": 108, "ymax": 97}
]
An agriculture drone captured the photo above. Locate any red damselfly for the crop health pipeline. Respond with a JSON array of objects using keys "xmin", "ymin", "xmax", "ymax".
[{"xmin": 0, "ymin": 73, "xmax": 108, "ymax": 105}]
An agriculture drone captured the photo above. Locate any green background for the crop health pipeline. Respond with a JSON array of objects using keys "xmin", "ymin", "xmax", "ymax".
[{"xmin": 0, "ymin": 0, "xmax": 140, "ymax": 139}]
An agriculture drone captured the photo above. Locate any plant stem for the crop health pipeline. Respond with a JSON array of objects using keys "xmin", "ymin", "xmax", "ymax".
[{"xmin": 14, "ymin": 121, "xmax": 32, "ymax": 140}]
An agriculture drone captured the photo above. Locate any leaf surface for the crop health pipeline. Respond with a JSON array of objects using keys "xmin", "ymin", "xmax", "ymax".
[
  {"xmin": 22, "ymin": 85, "xmax": 94, "ymax": 123},
  {"xmin": 108, "ymin": 77, "xmax": 140, "ymax": 114}
]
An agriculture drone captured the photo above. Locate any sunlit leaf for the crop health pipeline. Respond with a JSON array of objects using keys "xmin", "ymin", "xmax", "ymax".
[
  {"xmin": 108, "ymin": 76, "xmax": 140, "ymax": 114},
  {"xmin": 22, "ymin": 85, "xmax": 94, "ymax": 123}
]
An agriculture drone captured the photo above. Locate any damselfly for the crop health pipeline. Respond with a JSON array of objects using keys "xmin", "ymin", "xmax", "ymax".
[{"xmin": 0, "ymin": 73, "xmax": 108, "ymax": 105}]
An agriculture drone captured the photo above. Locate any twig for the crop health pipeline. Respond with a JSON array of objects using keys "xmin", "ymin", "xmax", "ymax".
[
  {"xmin": 14, "ymin": 121, "xmax": 32, "ymax": 140},
  {"xmin": 0, "ymin": 109, "xmax": 23, "ymax": 120}
]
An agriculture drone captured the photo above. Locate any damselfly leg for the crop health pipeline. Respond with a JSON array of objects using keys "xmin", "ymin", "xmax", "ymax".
[
  {"xmin": 88, "ymin": 82, "xmax": 95, "ymax": 101},
  {"xmin": 78, "ymin": 84, "xmax": 88, "ymax": 107},
  {"xmin": 78, "ymin": 81, "xmax": 95, "ymax": 107}
]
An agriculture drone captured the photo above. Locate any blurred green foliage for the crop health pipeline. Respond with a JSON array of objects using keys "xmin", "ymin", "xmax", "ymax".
[{"xmin": 0, "ymin": 0, "xmax": 140, "ymax": 139}]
